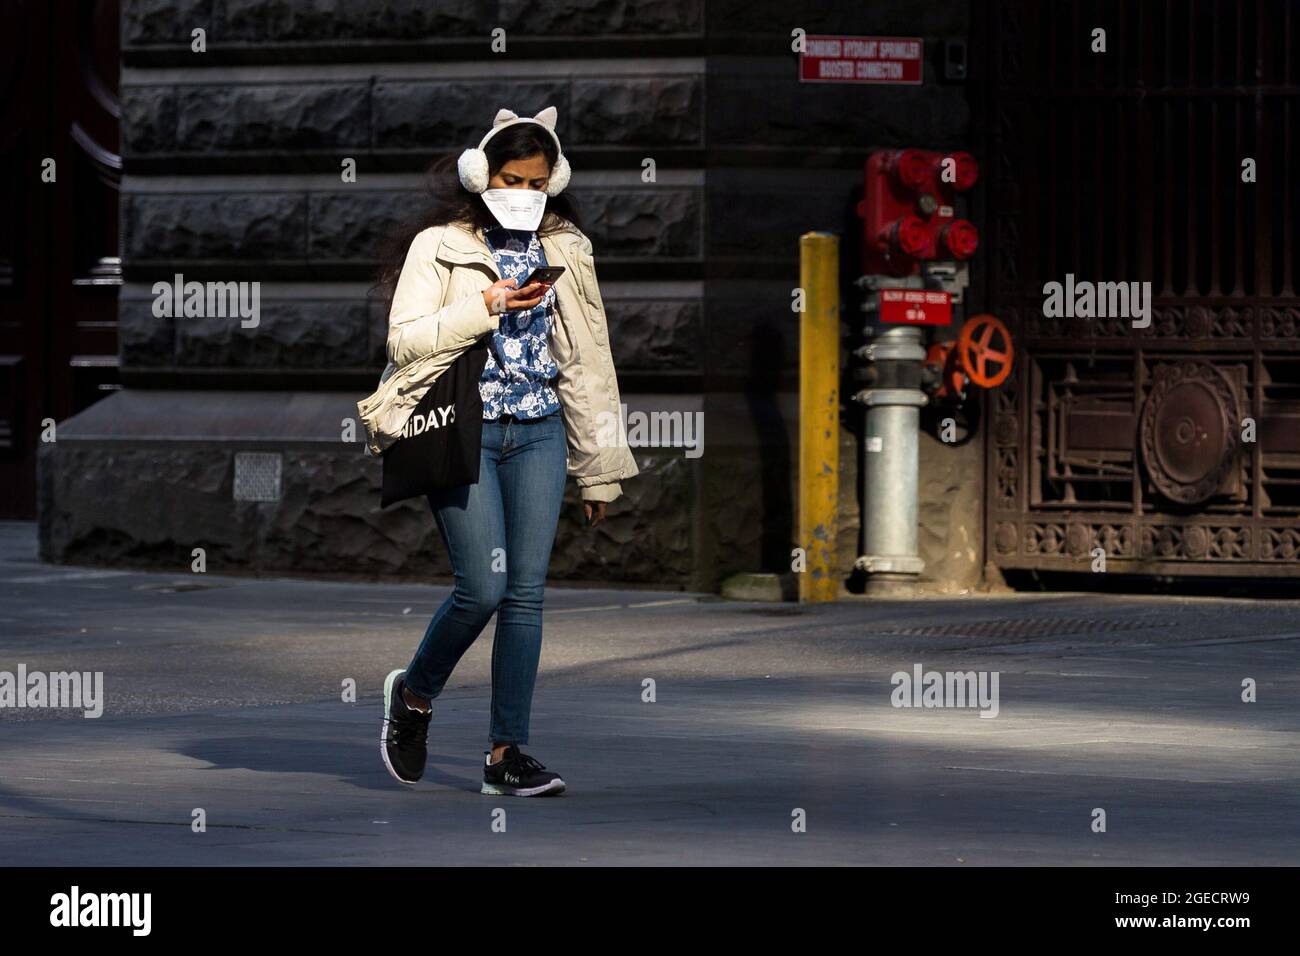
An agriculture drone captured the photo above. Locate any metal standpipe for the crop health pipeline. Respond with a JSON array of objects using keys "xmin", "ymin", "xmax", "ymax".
[{"xmin": 854, "ymin": 325, "xmax": 928, "ymax": 593}]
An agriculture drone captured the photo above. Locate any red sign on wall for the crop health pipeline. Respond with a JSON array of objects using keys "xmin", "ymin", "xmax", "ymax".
[
  {"xmin": 878, "ymin": 289, "xmax": 952, "ymax": 326},
  {"xmin": 799, "ymin": 35, "xmax": 924, "ymax": 85}
]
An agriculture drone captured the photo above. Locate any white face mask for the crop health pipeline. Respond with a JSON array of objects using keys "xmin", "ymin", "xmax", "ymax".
[{"xmin": 480, "ymin": 188, "xmax": 548, "ymax": 232}]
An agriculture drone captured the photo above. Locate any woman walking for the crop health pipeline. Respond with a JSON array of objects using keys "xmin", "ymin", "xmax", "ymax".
[{"xmin": 360, "ymin": 106, "xmax": 637, "ymax": 797}]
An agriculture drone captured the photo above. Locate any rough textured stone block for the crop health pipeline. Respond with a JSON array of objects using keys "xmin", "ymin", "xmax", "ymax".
[
  {"xmin": 578, "ymin": 188, "xmax": 700, "ymax": 259},
  {"xmin": 373, "ymin": 80, "xmax": 569, "ymax": 150},
  {"xmin": 122, "ymin": 184, "xmax": 701, "ymax": 267},
  {"xmin": 213, "ymin": 0, "xmax": 486, "ymax": 42},
  {"xmin": 176, "ymin": 299, "xmax": 369, "ymax": 368},
  {"xmin": 39, "ymin": 440, "xmax": 692, "ymax": 585},
  {"xmin": 38, "ymin": 443, "xmax": 262, "ymax": 569},
  {"xmin": 125, "ymin": 192, "xmax": 308, "ymax": 260},
  {"xmin": 308, "ymin": 191, "xmax": 422, "ymax": 261},
  {"xmin": 500, "ymin": 0, "xmax": 703, "ymax": 35},
  {"xmin": 257, "ymin": 448, "xmax": 446, "ymax": 579},
  {"xmin": 119, "ymin": 299, "xmax": 177, "ymax": 367},
  {"xmin": 550, "ymin": 452, "xmax": 693, "ymax": 583},
  {"xmin": 121, "ymin": 86, "xmax": 178, "ymax": 156},
  {"xmin": 570, "ymin": 77, "xmax": 702, "ymax": 146},
  {"xmin": 175, "ymin": 83, "xmax": 370, "ymax": 151},
  {"xmin": 123, "ymin": 0, "xmax": 215, "ymax": 45}
]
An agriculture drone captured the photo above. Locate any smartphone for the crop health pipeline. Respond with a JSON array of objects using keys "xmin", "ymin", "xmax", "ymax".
[{"xmin": 519, "ymin": 266, "xmax": 566, "ymax": 288}]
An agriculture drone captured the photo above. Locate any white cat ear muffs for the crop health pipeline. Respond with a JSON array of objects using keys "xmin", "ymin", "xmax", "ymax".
[{"xmin": 457, "ymin": 106, "xmax": 572, "ymax": 197}]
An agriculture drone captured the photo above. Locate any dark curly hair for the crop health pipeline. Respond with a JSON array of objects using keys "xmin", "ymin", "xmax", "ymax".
[{"xmin": 373, "ymin": 122, "xmax": 583, "ymax": 307}]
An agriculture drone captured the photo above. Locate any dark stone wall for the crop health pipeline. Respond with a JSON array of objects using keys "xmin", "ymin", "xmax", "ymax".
[
  {"xmin": 38, "ymin": 441, "xmax": 690, "ymax": 583},
  {"xmin": 41, "ymin": 0, "xmax": 977, "ymax": 593},
  {"xmin": 119, "ymin": 182, "xmax": 703, "ymax": 276},
  {"xmin": 122, "ymin": 1, "xmax": 702, "ymax": 47}
]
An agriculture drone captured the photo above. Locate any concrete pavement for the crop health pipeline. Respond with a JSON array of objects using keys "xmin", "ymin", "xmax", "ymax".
[{"xmin": 1, "ymin": 521, "xmax": 1298, "ymax": 865}]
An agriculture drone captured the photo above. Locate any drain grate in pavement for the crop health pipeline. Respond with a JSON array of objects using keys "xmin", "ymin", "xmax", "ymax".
[{"xmin": 877, "ymin": 617, "xmax": 1182, "ymax": 639}]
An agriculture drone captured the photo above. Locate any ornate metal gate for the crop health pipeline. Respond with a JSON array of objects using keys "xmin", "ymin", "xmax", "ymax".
[{"xmin": 983, "ymin": 0, "xmax": 1300, "ymax": 578}]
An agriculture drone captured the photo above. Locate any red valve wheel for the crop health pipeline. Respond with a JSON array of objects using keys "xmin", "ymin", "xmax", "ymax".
[{"xmin": 957, "ymin": 314, "xmax": 1014, "ymax": 389}]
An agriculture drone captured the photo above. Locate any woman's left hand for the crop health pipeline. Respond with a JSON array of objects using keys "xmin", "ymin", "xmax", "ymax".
[{"xmin": 583, "ymin": 500, "xmax": 607, "ymax": 527}]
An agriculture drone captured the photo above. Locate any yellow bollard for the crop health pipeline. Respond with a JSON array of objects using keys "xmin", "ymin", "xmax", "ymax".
[{"xmin": 798, "ymin": 232, "xmax": 840, "ymax": 603}]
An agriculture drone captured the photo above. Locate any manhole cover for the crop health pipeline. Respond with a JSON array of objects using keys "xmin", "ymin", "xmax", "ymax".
[{"xmin": 877, "ymin": 617, "xmax": 1181, "ymax": 639}]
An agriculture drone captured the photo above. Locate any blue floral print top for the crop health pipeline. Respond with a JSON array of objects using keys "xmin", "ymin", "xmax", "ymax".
[{"xmin": 479, "ymin": 225, "xmax": 562, "ymax": 421}]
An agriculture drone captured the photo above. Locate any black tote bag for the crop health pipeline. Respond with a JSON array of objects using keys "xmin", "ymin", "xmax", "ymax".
[{"xmin": 380, "ymin": 338, "xmax": 491, "ymax": 508}]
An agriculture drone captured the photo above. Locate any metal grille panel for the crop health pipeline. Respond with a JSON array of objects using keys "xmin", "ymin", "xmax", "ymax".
[
  {"xmin": 233, "ymin": 452, "xmax": 281, "ymax": 502},
  {"xmin": 878, "ymin": 617, "xmax": 1180, "ymax": 638},
  {"xmin": 983, "ymin": 0, "xmax": 1300, "ymax": 578}
]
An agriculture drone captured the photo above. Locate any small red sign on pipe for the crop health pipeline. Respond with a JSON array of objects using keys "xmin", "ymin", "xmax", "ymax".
[{"xmin": 879, "ymin": 289, "xmax": 952, "ymax": 326}]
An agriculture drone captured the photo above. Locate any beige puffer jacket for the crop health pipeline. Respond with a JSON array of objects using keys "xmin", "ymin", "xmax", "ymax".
[{"xmin": 357, "ymin": 217, "xmax": 638, "ymax": 503}]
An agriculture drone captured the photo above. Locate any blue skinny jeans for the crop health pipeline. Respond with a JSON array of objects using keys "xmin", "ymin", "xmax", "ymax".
[{"xmin": 402, "ymin": 411, "xmax": 567, "ymax": 745}]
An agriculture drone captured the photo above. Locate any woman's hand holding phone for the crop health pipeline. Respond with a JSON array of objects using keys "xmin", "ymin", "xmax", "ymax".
[{"xmin": 483, "ymin": 278, "xmax": 545, "ymax": 315}]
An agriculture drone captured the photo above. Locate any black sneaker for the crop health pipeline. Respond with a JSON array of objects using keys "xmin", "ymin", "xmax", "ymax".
[
  {"xmin": 381, "ymin": 669, "xmax": 431, "ymax": 785},
  {"xmin": 481, "ymin": 745, "xmax": 566, "ymax": 797}
]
